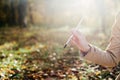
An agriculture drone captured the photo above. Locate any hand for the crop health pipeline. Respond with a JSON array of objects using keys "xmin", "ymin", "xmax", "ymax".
[{"xmin": 71, "ymin": 30, "xmax": 90, "ymax": 52}]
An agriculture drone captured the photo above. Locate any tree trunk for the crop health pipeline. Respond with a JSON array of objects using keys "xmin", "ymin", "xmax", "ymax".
[{"xmin": 18, "ymin": 0, "xmax": 28, "ymax": 27}]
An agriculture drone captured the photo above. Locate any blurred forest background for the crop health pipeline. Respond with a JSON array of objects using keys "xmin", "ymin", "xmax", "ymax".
[{"xmin": 0, "ymin": 0, "xmax": 120, "ymax": 80}]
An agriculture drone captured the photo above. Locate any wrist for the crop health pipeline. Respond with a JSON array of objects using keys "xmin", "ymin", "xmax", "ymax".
[
  {"xmin": 80, "ymin": 44, "xmax": 90, "ymax": 52},
  {"xmin": 84, "ymin": 45, "xmax": 91, "ymax": 52},
  {"xmin": 80, "ymin": 45, "xmax": 91, "ymax": 56}
]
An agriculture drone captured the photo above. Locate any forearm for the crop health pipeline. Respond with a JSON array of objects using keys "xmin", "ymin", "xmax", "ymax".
[{"xmin": 83, "ymin": 45, "xmax": 118, "ymax": 67}]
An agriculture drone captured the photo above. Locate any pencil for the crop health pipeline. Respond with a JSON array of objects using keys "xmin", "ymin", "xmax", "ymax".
[{"xmin": 64, "ymin": 17, "xmax": 84, "ymax": 48}]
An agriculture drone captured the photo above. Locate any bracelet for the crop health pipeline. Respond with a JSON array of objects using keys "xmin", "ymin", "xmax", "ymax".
[{"xmin": 81, "ymin": 45, "xmax": 91, "ymax": 56}]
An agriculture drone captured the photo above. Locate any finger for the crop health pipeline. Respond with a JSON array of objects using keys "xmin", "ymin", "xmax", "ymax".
[
  {"xmin": 71, "ymin": 37, "xmax": 80, "ymax": 45},
  {"xmin": 72, "ymin": 30, "xmax": 81, "ymax": 38},
  {"xmin": 71, "ymin": 39, "xmax": 78, "ymax": 46},
  {"xmin": 72, "ymin": 36, "xmax": 78, "ymax": 42}
]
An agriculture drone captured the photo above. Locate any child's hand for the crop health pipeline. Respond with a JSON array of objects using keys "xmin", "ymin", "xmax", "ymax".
[{"xmin": 71, "ymin": 30, "xmax": 90, "ymax": 53}]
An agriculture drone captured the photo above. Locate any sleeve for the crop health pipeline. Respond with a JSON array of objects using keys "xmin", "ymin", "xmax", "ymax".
[{"xmin": 82, "ymin": 14, "xmax": 120, "ymax": 68}]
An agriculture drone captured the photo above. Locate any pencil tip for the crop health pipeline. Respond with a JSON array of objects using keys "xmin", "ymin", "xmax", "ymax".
[{"xmin": 64, "ymin": 44, "xmax": 67, "ymax": 48}]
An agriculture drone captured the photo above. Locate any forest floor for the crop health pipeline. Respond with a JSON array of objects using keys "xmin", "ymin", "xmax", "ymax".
[{"xmin": 0, "ymin": 26, "xmax": 119, "ymax": 80}]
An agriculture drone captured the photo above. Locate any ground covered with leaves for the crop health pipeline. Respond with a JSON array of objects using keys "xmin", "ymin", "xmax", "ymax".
[{"xmin": 0, "ymin": 27, "xmax": 120, "ymax": 80}]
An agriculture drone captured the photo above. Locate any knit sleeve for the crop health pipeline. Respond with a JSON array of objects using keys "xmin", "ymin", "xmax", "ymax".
[{"xmin": 82, "ymin": 15, "xmax": 120, "ymax": 67}]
